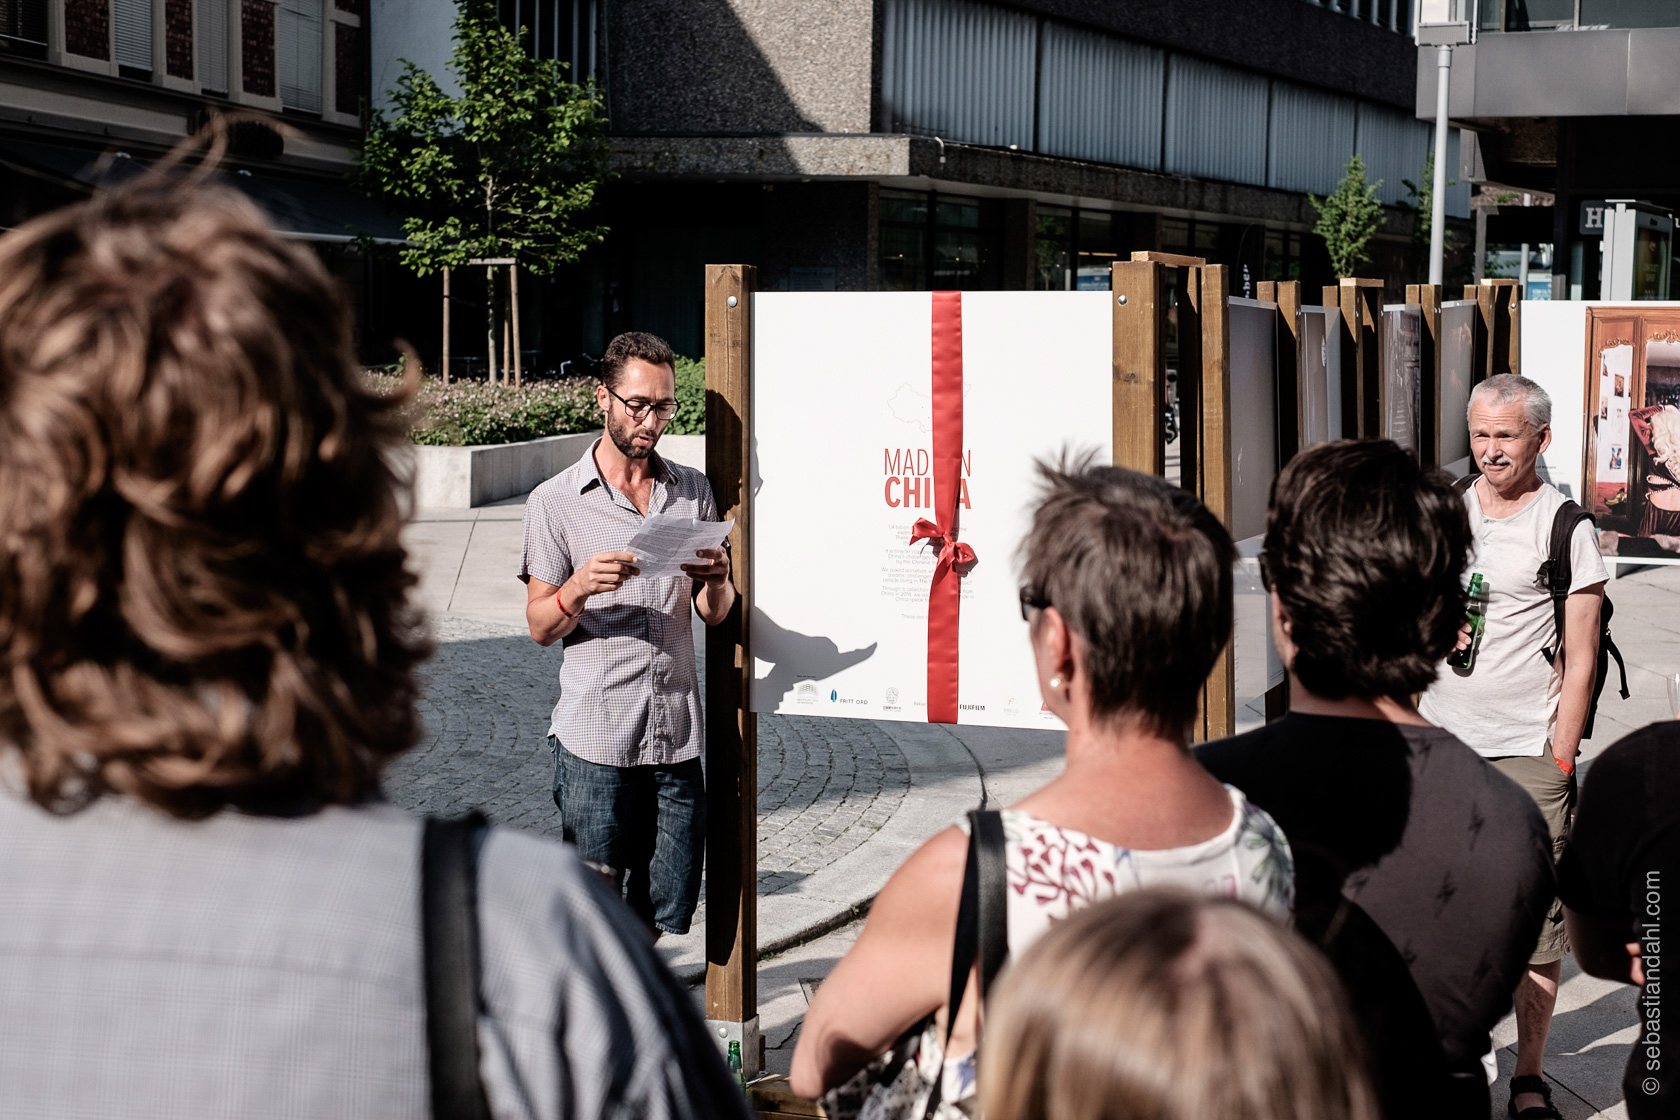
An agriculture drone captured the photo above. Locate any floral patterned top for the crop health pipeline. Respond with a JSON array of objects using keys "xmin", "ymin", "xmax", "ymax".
[{"xmin": 915, "ymin": 787, "xmax": 1294, "ymax": 1116}]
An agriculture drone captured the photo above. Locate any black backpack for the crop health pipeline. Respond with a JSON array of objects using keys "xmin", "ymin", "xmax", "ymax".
[{"xmin": 1454, "ymin": 476, "xmax": 1630, "ymax": 737}]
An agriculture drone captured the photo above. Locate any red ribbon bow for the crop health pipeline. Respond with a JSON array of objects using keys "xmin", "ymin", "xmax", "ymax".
[{"xmin": 909, "ymin": 291, "xmax": 976, "ymax": 724}]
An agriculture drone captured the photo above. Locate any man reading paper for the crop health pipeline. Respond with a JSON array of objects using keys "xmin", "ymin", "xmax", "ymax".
[{"xmin": 520, "ymin": 332, "xmax": 733, "ymax": 939}]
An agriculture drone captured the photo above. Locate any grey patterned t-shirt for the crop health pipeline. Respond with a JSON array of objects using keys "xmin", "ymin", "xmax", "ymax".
[
  {"xmin": 0, "ymin": 788, "xmax": 751, "ymax": 1120},
  {"xmin": 519, "ymin": 441, "xmax": 722, "ymax": 768}
]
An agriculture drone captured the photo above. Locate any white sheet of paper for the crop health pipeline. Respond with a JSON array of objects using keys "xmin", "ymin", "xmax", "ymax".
[{"xmin": 624, "ymin": 514, "xmax": 734, "ymax": 578}]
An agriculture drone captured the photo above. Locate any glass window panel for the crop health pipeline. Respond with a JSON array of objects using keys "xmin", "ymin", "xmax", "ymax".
[
  {"xmin": 1194, "ymin": 221, "xmax": 1221, "ymax": 252},
  {"xmin": 1036, "ymin": 205, "xmax": 1071, "ymax": 291},
  {"xmin": 1579, "ymin": 0, "xmax": 1680, "ymax": 28},
  {"xmin": 880, "ymin": 189, "xmax": 928, "ymax": 227},
  {"xmin": 1077, "ymin": 210, "xmax": 1115, "ymax": 253},
  {"xmin": 1162, "ymin": 218, "xmax": 1190, "ymax": 250},
  {"xmin": 880, "ymin": 225, "xmax": 926, "ymax": 292},
  {"xmin": 935, "ymin": 196, "xmax": 983, "ymax": 230}
]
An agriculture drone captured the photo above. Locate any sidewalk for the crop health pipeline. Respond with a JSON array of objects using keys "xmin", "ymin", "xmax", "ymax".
[{"xmin": 390, "ymin": 495, "xmax": 1678, "ymax": 1120}]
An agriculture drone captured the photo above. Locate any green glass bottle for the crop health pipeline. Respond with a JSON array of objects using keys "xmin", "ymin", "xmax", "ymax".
[
  {"xmin": 1448, "ymin": 572, "xmax": 1486, "ymax": 670},
  {"xmin": 727, "ymin": 1040, "xmax": 747, "ymax": 1092}
]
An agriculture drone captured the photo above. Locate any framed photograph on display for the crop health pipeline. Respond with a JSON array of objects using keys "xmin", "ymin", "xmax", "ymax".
[{"xmin": 1583, "ymin": 309, "xmax": 1680, "ymax": 561}]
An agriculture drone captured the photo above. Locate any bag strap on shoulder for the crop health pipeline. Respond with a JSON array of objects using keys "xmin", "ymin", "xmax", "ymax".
[
  {"xmin": 1540, "ymin": 501, "xmax": 1593, "ymax": 665},
  {"xmin": 1452, "ymin": 473, "xmax": 1477, "ymax": 495},
  {"xmin": 422, "ymin": 811, "xmax": 492, "ymax": 1120}
]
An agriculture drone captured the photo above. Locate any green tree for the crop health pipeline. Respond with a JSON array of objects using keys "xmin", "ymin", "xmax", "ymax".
[
  {"xmin": 1401, "ymin": 151, "xmax": 1458, "ymax": 280},
  {"xmin": 355, "ymin": 0, "xmax": 609, "ymax": 381},
  {"xmin": 1310, "ymin": 155, "xmax": 1385, "ymax": 279}
]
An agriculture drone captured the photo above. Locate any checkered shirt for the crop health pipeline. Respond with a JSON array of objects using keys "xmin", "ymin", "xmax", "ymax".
[{"xmin": 519, "ymin": 439, "xmax": 721, "ymax": 768}]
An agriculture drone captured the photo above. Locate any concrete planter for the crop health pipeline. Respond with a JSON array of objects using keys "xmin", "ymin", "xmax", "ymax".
[{"xmin": 408, "ymin": 430, "xmax": 707, "ymax": 508}]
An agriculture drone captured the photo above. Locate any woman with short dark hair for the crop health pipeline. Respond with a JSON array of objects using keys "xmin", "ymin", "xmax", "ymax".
[
  {"xmin": 790, "ymin": 457, "xmax": 1292, "ymax": 1116},
  {"xmin": 0, "ymin": 179, "xmax": 747, "ymax": 1120}
]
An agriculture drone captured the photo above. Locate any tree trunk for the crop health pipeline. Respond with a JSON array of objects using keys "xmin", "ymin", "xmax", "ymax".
[
  {"xmin": 442, "ymin": 266, "xmax": 451, "ymax": 385},
  {"xmin": 485, "ymin": 264, "xmax": 498, "ymax": 383},
  {"xmin": 511, "ymin": 264, "xmax": 523, "ymax": 388}
]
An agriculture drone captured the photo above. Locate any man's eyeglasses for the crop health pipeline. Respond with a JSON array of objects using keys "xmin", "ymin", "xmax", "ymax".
[
  {"xmin": 605, "ymin": 383, "xmax": 678, "ymax": 422},
  {"xmin": 1019, "ymin": 586, "xmax": 1050, "ymax": 621}
]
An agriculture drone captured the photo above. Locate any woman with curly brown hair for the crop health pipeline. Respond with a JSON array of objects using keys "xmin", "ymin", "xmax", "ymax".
[{"xmin": 0, "ymin": 179, "xmax": 748, "ymax": 1120}]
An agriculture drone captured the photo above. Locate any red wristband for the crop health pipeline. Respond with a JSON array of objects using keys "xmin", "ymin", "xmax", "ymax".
[
  {"xmin": 1554, "ymin": 752, "xmax": 1575, "ymax": 775},
  {"xmin": 556, "ymin": 585, "xmax": 578, "ymax": 619}
]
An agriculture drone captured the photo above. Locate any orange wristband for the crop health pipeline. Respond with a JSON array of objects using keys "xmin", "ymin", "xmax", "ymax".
[
  {"xmin": 1554, "ymin": 752, "xmax": 1575, "ymax": 775},
  {"xmin": 556, "ymin": 584, "xmax": 578, "ymax": 619}
]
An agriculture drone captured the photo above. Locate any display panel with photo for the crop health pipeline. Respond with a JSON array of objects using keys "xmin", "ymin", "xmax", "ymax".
[{"xmin": 1584, "ymin": 310, "xmax": 1680, "ymax": 560}]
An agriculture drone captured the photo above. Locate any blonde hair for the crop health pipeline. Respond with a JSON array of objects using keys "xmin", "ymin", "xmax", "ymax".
[{"xmin": 979, "ymin": 889, "xmax": 1378, "ymax": 1120}]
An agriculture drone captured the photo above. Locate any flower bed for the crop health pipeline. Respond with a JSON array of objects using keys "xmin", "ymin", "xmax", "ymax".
[{"xmin": 365, "ymin": 356, "xmax": 705, "ymax": 447}]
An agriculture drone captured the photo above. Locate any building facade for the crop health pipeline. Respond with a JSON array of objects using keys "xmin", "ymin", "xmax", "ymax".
[
  {"xmin": 1417, "ymin": 3, "xmax": 1680, "ymax": 301},
  {"xmin": 0, "ymin": 0, "xmax": 429, "ymax": 358}
]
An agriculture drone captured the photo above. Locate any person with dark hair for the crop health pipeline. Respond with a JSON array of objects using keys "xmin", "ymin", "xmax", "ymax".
[
  {"xmin": 1420, "ymin": 373, "xmax": 1608, "ymax": 1120},
  {"xmin": 520, "ymin": 330, "xmax": 731, "ymax": 940},
  {"xmin": 0, "ymin": 182, "xmax": 749, "ymax": 1117},
  {"xmin": 1198, "ymin": 439, "xmax": 1555, "ymax": 1120},
  {"xmin": 790, "ymin": 458, "xmax": 1293, "ymax": 1115}
]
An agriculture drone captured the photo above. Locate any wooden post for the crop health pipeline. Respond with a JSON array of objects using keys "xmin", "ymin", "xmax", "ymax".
[
  {"xmin": 1256, "ymin": 279, "xmax": 1300, "ymax": 725},
  {"xmin": 1408, "ymin": 284, "xmax": 1444, "ymax": 466},
  {"xmin": 510, "ymin": 264, "xmax": 523, "ymax": 388},
  {"xmin": 1464, "ymin": 278, "xmax": 1521, "ymax": 384},
  {"xmin": 1197, "ymin": 265, "xmax": 1235, "ymax": 742},
  {"xmin": 1111, "ymin": 260, "xmax": 1167, "ymax": 475},
  {"xmin": 1260, "ymin": 280, "xmax": 1303, "ymax": 458},
  {"xmin": 1326, "ymin": 279, "xmax": 1383, "ymax": 437},
  {"xmin": 703, "ymin": 264, "xmax": 761, "ymax": 1073},
  {"xmin": 501, "ymin": 295, "xmax": 511, "ymax": 387},
  {"xmin": 442, "ymin": 267, "xmax": 451, "ymax": 385},
  {"xmin": 486, "ymin": 264, "xmax": 498, "ymax": 384}
]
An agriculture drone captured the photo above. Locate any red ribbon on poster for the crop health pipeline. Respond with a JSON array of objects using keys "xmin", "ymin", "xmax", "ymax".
[{"xmin": 909, "ymin": 290, "xmax": 975, "ymax": 725}]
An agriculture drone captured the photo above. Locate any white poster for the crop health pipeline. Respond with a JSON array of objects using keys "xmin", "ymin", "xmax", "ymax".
[
  {"xmin": 1298, "ymin": 306, "xmax": 1342, "ymax": 448},
  {"xmin": 1228, "ymin": 298, "xmax": 1278, "ymax": 542},
  {"xmin": 751, "ymin": 291, "xmax": 1113, "ymax": 727},
  {"xmin": 1439, "ymin": 300, "xmax": 1476, "ymax": 475},
  {"xmin": 1599, "ymin": 344, "xmax": 1633, "ymax": 484},
  {"xmin": 1382, "ymin": 305, "xmax": 1423, "ymax": 456}
]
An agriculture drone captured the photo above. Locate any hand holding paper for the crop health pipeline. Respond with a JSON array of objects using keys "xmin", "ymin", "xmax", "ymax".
[{"xmin": 624, "ymin": 513, "xmax": 735, "ymax": 579}]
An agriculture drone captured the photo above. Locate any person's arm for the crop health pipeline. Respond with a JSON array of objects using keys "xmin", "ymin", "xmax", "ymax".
[
  {"xmin": 789, "ymin": 826, "xmax": 967, "ymax": 1098},
  {"xmin": 1564, "ymin": 906, "xmax": 1642, "ymax": 985},
  {"xmin": 525, "ymin": 552, "xmax": 640, "ymax": 647},
  {"xmin": 1551, "ymin": 583, "xmax": 1604, "ymax": 771},
  {"xmin": 682, "ymin": 547, "xmax": 735, "ymax": 626}
]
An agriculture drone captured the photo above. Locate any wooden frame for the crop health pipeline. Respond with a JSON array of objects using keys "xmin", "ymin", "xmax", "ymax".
[
  {"xmin": 1323, "ymin": 279, "xmax": 1383, "ymax": 438},
  {"xmin": 1407, "ymin": 284, "xmax": 1444, "ymax": 467},
  {"xmin": 703, "ymin": 264, "xmax": 761, "ymax": 1071}
]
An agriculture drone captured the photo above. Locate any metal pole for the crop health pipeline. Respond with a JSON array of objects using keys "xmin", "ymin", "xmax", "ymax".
[{"xmin": 1430, "ymin": 43, "xmax": 1451, "ymax": 286}]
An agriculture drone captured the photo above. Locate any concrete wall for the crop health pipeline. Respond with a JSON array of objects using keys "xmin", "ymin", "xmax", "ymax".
[
  {"xmin": 409, "ymin": 430, "xmax": 708, "ymax": 508},
  {"xmin": 607, "ymin": 0, "xmax": 874, "ymax": 132}
]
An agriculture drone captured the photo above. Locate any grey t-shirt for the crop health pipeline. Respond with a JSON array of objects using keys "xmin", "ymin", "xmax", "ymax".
[
  {"xmin": 0, "ymin": 789, "xmax": 750, "ymax": 1120},
  {"xmin": 1418, "ymin": 480, "xmax": 1608, "ymax": 758}
]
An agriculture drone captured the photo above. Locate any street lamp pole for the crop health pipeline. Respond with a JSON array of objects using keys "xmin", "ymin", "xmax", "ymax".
[{"xmin": 1429, "ymin": 43, "xmax": 1451, "ymax": 285}]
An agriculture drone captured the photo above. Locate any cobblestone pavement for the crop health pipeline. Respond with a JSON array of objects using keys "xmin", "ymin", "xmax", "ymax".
[{"xmin": 382, "ymin": 616, "xmax": 913, "ymax": 900}]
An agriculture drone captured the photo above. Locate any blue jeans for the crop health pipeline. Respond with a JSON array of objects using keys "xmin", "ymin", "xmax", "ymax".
[{"xmin": 550, "ymin": 737, "xmax": 706, "ymax": 935}]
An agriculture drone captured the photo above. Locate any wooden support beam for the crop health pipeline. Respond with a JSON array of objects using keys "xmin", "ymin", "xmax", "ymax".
[
  {"xmin": 510, "ymin": 264, "xmax": 523, "ymax": 389},
  {"xmin": 1326, "ymin": 280, "xmax": 1382, "ymax": 437},
  {"xmin": 703, "ymin": 264, "xmax": 760, "ymax": 1071},
  {"xmin": 1111, "ymin": 260, "xmax": 1167, "ymax": 475},
  {"xmin": 1178, "ymin": 266, "xmax": 1205, "ymax": 496},
  {"xmin": 1131, "ymin": 250, "xmax": 1208, "ymax": 268},
  {"xmin": 1197, "ymin": 265, "xmax": 1235, "ymax": 743},
  {"xmin": 442, "ymin": 267, "xmax": 451, "ymax": 385},
  {"xmin": 1409, "ymin": 284, "xmax": 1444, "ymax": 467}
]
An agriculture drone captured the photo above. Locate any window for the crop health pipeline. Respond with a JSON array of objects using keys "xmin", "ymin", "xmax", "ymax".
[
  {"xmin": 279, "ymin": 0, "xmax": 323, "ymax": 113},
  {"xmin": 0, "ymin": 0, "xmax": 47, "ymax": 60},
  {"xmin": 1036, "ymin": 206, "xmax": 1072, "ymax": 290},
  {"xmin": 880, "ymin": 190, "xmax": 929, "ymax": 291},
  {"xmin": 114, "ymin": 0, "xmax": 154, "ymax": 75},
  {"xmin": 199, "ymin": 0, "xmax": 229, "ymax": 94},
  {"xmin": 932, "ymin": 196, "xmax": 999, "ymax": 288},
  {"xmin": 499, "ymin": 0, "xmax": 599, "ymax": 82}
]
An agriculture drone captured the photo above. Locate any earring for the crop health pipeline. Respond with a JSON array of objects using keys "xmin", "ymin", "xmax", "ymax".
[{"xmin": 1048, "ymin": 676, "xmax": 1063, "ymax": 692}]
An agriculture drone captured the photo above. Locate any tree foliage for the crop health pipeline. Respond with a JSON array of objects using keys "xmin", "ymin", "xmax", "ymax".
[
  {"xmin": 1401, "ymin": 151, "xmax": 1458, "ymax": 279},
  {"xmin": 1310, "ymin": 155, "xmax": 1385, "ymax": 279},
  {"xmin": 354, "ymin": 0, "xmax": 609, "ymax": 276}
]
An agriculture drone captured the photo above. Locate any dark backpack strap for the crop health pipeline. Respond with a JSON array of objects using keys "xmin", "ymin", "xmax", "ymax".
[
  {"xmin": 422, "ymin": 811, "xmax": 492, "ymax": 1120},
  {"xmin": 1540, "ymin": 501, "xmax": 1592, "ymax": 665},
  {"xmin": 925, "ymin": 810, "xmax": 1009, "ymax": 1120},
  {"xmin": 1452, "ymin": 473, "xmax": 1477, "ymax": 495}
]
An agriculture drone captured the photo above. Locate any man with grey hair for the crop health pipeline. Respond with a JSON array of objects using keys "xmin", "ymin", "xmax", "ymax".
[{"xmin": 1419, "ymin": 372, "xmax": 1608, "ymax": 1120}]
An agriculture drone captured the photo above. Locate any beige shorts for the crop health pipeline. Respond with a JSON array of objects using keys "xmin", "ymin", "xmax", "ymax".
[{"xmin": 1492, "ymin": 751, "xmax": 1577, "ymax": 966}]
